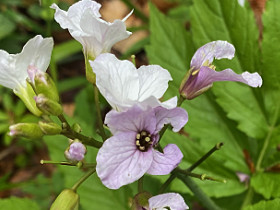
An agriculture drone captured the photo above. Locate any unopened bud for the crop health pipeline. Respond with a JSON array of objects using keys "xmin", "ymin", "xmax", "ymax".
[
  {"xmin": 50, "ymin": 189, "xmax": 79, "ymax": 210},
  {"xmin": 65, "ymin": 141, "xmax": 87, "ymax": 163},
  {"xmin": 28, "ymin": 65, "xmax": 59, "ymax": 102},
  {"xmin": 39, "ymin": 121, "xmax": 62, "ymax": 135},
  {"xmin": 35, "ymin": 94, "xmax": 63, "ymax": 116},
  {"xmin": 9, "ymin": 123, "xmax": 44, "ymax": 139},
  {"xmin": 71, "ymin": 123, "xmax": 82, "ymax": 133},
  {"xmin": 131, "ymin": 192, "xmax": 152, "ymax": 210}
]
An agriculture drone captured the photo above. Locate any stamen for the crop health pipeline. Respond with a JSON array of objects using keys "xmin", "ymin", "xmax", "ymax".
[
  {"xmin": 139, "ymin": 146, "xmax": 145, "ymax": 151},
  {"xmin": 145, "ymin": 137, "xmax": 150, "ymax": 142},
  {"xmin": 135, "ymin": 130, "xmax": 153, "ymax": 152}
]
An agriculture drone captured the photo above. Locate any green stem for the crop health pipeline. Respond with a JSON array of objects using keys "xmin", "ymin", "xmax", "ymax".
[
  {"xmin": 40, "ymin": 160, "xmax": 96, "ymax": 169},
  {"xmin": 93, "ymin": 86, "xmax": 107, "ymax": 141},
  {"xmin": 240, "ymin": 186, "xmax": 254, "ymax": 209},
  {"xmin": 72, "ymin": 168, "xmax": 96, "ymax": 192},
  {"xmin": 138, "ymin": 176, "xmax": 144, "ymax": 193},
  {"xmin": 58, "ymin": 114, "xmax": 103, "ymax": 148},
  {"xmin": 176, "ymin": 168, "xmax": 226, "ymax": 183},
  {"xmin": 187, "ymin": 142, "xmax": 224, "ymax": 172},
  {"xmin": 176, "ymin": 173, "xmax": 222, "ymax": 210},
  {"xmin": 158, "ymin": 174, "xmax": 176, "ymax": 194},
  {"xmin": 255, "ymin": 100, "xmax": 280, "ymax": 171}
]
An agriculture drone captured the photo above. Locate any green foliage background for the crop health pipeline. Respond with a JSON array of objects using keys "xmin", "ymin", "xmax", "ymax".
[{"xmin": 1, "ymin": 0, "xmax": 280, "ymax": 209}]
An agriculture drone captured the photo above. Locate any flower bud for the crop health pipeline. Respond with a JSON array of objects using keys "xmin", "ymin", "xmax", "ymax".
[
  {"xmin": 131, "ymin": 192, "xmax": 152, "ymax": 210},
  {"xmin": 50, "ymin": 189, "xmax": 79, "ymax": 210},
  {"xmin": 28, "ymin": 65, "xmax": 60, "ymax": 102},
  {"xmin": 35, "ymin": 94, "xmax": 63, "ymax": 116},
  {"xmin": 71, "ymin": 123, "xmax": 82, "ymax": 133},
  {"xmin": 9, "ymin": 123, "xmax": 44, "ymax": 139},
  {"xmin": 38, "ymin": 121, "xmax": 62, "ymax": 135},
  {"xmin": 65, "ymin": 141, "xmax": 87, "ymax": 163}
]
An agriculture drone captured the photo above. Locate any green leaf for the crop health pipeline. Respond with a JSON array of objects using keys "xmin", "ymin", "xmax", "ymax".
[
  {"xmin": 251, "ymin": 172, "xmax": 280, "ymax": 199},
  {"xmin": 190, "ymin": 0, "xmax": 267, "ymax": 139},
  {"xmin": 244, "ymin": 198, "xmax": 280, "ymax": 210},
  {"xmin": 52, "ymin": 39, "xmax": 82, "ymax": 63},
  {"xmin": 57, "ymin": 76, "xmax": 87, "ymax": 93},
  {"xmin": 0, "ymin": 14, "xmax": 16, "ymax": 40},
  {"xmin": 261, "ymin": 0, "xmax": 280, "ymax": 126},
  {"xmin": 145, "ymin": 2, "xmax": 194, "ymax": 86},
  {"xmin": 0, "ymin": 197, "xmax": 40, "ymax": 210}
]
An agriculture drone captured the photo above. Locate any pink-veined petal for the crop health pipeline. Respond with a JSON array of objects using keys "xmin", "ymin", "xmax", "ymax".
[
  {"xmin": 147, "ymin": 144, "xmax": 183, "ymax": 175},
  {"xmin": 96, "ymin": 132, "xmax": 153, "ymax": 189},
  {"xmin": 149, "ymin": 193, "xmax": 189, "ymax": 210},
  {"xmin": 105, "ymin": 106, "xmax": 156, "ymax": 134},
  {"xmin": 154, "ymin": 106, "xmax": 188, "ymax": 133},
  {"xmin": 190, "ymin": 41, "xmax": 235, "ymax": 69}
]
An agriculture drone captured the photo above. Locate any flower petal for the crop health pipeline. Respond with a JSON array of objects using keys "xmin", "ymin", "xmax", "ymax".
[
  {"xmin": 105, "ymin": 105, "xmax": 156, "ymax": 134},
  {"xmin": 90, "ymin": 53, "xmax": 139, "ymax": 111},
  {"xmin": 137, "ymin": 65, "xmax": 172, "ymax": 101},
  {"xmin": 181, "ymin": 66, "xmax": 262, "ymax": 99},
  {"xmin": 51, "ymin": 0, "xmax": 101, "ymax": 32},
  {"xmin": 91, "ymin": 53, "xmax": 176, "ymax": 111},
  {"xmin": 51, "ymin": 0, "xmax": 131, "ymax": 58},
  {"xmin": 0, "ymin": 35, "xmax": 53, "ymax": 90},
  {"xmin": 154, "ymin": 106, "xmax": 188, "ymax": 133},
  {"xmin": 190, "ymin": 41, "xmax": 235, "ymax": 69},
  {"xmin": 80, "ymin": 16, "xmax": 131, "ymax": 56},
  {"xmin": 147, "ymin": 144, "xmax": 183, "ymax": 175},
  {"xmin": 96, "ymin": 132, "xmax": 153, "ymax": 189},
  {"xmin": 149, "ymin": 193, "xmax": 189, "ymax": 210}
]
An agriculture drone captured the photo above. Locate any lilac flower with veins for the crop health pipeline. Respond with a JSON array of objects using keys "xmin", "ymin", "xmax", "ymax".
[
  {"xmin": 51, "ymin": 0, "xmax": 132, "ymax": 59},
  {"xmin": 148, "ymin": 193, "xmax": 189, "ymax": 210},
  {"xmin": 0, "ymin": 35, "xmax": 53, "ymax": 116},
  {"xmin": 90, "ymin": 53, "xmax": 177, "ymax": 112},
  {"xmin": 96, "ymin": 105, "xmax": 188, "ymax": 189},
  {"xmin": 179, "ymin": 41, "xmax": 262, "ymax": 100}
]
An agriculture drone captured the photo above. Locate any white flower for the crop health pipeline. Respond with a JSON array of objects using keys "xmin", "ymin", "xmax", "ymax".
[
  {"xmin": 51, "ymin": 0, "xmax": 132, "ymax": 59},
  {"xmin": 0, "ymin": 35, "xmax": 53, "ymax": 115},
  {"xmin": 90, "ymin": 53, "xmax": 177, "ymax": 112}
]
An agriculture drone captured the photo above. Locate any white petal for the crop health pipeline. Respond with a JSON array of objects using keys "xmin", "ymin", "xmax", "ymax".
[
  {"xmin": 90, "ymin": 53, "xmax": 139, "ymax": 111},
  {"xmin": 242, "ymin": 71, "xmax": 262, "ymax": 87},
  {"xmin": 96, "ymin": 132, "xmax": 153, "ymax": 189},
  {"xmin": 137, "ymin": 65, "xmax": 172, "ymax": 101},
  {"xmin": 51, "ymin": 0, "xmax": 101, "ymax": 32},
  {"xmin": 0, "ymin": 35, "xmax": 53, "ymax": 90},
  {"xmin": 149, "ymin": 193, "xmax": 189, "ymax": 210},
  {"xmin": 51, "ymin": 1, "xmax": 131, "ymax": 58}
]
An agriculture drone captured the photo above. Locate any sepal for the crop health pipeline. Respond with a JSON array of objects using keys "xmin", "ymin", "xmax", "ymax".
[
  {"xmin": 39, "ymin": 121, "xmax": 62, "ymax": 135},
  {"xmin": 35, "ymin": 94, "xmax": 63, "ymax": 116}
]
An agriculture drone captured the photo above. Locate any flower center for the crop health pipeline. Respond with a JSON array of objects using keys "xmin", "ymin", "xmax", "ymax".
[{"xmin": 135, "ymin": 130, "xmax": 153, "ymax": 152}]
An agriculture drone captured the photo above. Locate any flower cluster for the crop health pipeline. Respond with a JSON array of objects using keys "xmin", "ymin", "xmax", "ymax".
[{"xmin": 0, "ymin": 0, "xmax": 263, "ymax": 209}]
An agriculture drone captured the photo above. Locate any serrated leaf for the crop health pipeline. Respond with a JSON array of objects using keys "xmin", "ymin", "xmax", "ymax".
[
  {"xmin": 262, "ymin": 0, "xmax": 280, "ymax": 125},
  {"xmin": 251, "ymin": 172, "xmax": 280, "ymax": 199},
  {"xmin": 244, "ymin": 198, "xmax": 280, "ymax": 210},
  {"xmin": 0, "ymin": 197, "xmax": 40, "ymax": 210}
]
